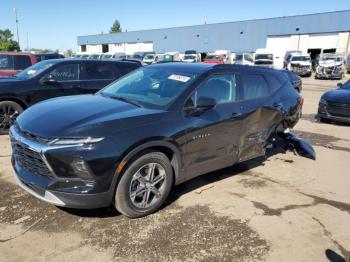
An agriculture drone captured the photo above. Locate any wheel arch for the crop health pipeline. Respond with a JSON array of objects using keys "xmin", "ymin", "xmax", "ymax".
[
  {"xmin": 0, "ymin": 97, "xmax": 28, "ymax": 110},
  {"xmin": 113, "ymin": 139, "xmax": 183, "ymax": 188}
]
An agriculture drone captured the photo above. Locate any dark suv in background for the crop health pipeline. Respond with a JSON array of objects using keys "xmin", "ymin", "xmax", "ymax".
[
  {"xmin": 10, "ymin": 63, "xmax": 310, "ymax": 218},
  {"xmin": 0, "ymin": 59, "xmax": 141, "ymax": 133}
]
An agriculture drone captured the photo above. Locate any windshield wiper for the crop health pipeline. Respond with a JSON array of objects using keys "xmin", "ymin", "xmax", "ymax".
[{"xmin": 108, "ymin": 95, "xmax": 142, "ymax": 107}]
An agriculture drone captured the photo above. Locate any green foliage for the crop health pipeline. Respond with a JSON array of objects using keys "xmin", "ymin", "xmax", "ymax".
[
  {"xmin": 0, "ymin": 40, "xmax": 20, "ymax": 52},
  {"xmin": 0, "ymin": 28, "xmax": 20, "ymax": 51},
  {"xmin": 110, "ymin": 19, "xmax": 122, "ymax": 33}
]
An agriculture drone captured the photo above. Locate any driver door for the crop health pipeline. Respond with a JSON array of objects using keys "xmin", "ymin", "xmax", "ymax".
[
  {"xmin": 31, "ymin": 62, "xmax": 80, "ymax": 105},
  {"xmin": 183, "ymin": 73, "xmax": 243, "ymax": 180}
]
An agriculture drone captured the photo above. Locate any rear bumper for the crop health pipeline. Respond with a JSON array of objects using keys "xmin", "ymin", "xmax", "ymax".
[{"xmin": 13, "ymin": 170, "xmax": 113, "ymax": 209}]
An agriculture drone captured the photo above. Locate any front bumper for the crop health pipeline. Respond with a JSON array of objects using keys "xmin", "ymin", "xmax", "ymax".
[
  {"xmin": 291, "ymin": 66, "xmax": 311, "ymax": 76},
  {"xmin": 317, "ymin": 102, "xmax": 350, "ymax": 124},
  {"xmin": 316, "ymin": 67, "xmax": 344, "ymax": 79},
  {"xmin": 9, "ymin": 125, "xmax": 119, "ymax": 209},
  {"xmin": 13, "ymin": 170, "xmax": 112, "ymax": 208}
]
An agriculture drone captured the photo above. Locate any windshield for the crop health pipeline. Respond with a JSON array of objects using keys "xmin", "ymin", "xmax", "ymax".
[
  {"xmin": 291, "ymin": 56, "xmax": 310, "ymax": 62},
  {"xmin": 184, "ymin": 55, "xmax": 195, "ymax": 60},
  {"xmin": 15, "ymin": 60, "xmax": 57, "ymax": 79},
  {"xmin": 144, "ymin": 54, "xmax": 155, "ymax": 60},
  {"xmin": 0, "ymin": 55, "xmax": 14, "ymax": 70},
  {"xmin": 321, "ymin": 56, "xmax": 342, "ymax": 62},
  {"xmin": 101, "ymin": 67, "xmax": 199, "ymax": 108},
  {"xmin": 205, "ymin": 55, "xmax": 220, "ymax": 60},
  {"xmin": 235, "ymin": 54, "xmax": 243, "ymax": 61},
  {"xmin": 185, "ymin": 50, "xmax": 196, "ymax": 55},
  {"xmin": 255, "ymin": 54, "xmax": 273, "ymax": 60}
]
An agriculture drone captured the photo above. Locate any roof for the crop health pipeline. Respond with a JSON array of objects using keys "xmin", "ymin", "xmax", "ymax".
[{"xmin": 148, "ymin": 62, "xmax": 214, "ymax": 73}]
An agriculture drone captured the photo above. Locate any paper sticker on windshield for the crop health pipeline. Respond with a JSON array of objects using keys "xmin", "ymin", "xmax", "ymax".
[
  {"xmin": 168, "ymin": 74, "xmax": 191, "ymax": 83},
  {"xmin": 27, "ymin": 70, "xmax": 36, "ymax": 75}
]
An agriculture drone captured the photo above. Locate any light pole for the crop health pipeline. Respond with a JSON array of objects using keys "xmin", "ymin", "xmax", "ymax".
[{"xmin": 13, "ymin": 8, "xmax": 20, "ymax": 49}]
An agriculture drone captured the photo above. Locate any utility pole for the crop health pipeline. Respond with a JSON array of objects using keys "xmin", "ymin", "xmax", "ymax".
[
  {"xmin": 13, "ymin": 8, "xmax": 20, "ymax": 49},
  {"xmin": 26, "ymin": 32, "xmax": 29, "ymax": 51}
]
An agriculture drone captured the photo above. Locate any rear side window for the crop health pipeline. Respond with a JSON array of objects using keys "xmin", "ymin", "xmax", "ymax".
[
  {"xmin": 80, "ymin": 63, "xmax": 117, "ymax": 80},
  {"xmin": 0, "ymin": 55, "xmax": 14, "ymax": 70},
  {"xmin": 240, "ymin": 74, "xmax": 271, "ymax": 100},
  {"xmin": 13, "ymin": 55, "xmax": 32, "ymax": 70},
  {"xmin": 48, "ymin": 63, "xmax": 79, "ymax": 81}
]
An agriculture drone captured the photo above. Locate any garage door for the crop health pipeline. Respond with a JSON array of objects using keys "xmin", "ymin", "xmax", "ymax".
[
  {"xmin": 266, "ymin": 36, "xmax": 292, "ymax": 68},
  {"xmin": 308, "ymin": 33, "xmax": 338, "ymax": 49}
]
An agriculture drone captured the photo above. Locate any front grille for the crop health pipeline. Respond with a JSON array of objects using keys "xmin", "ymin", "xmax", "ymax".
[
  {"xmin": 327, "ymin": 101, "xmax": 350, "ymax": 117},
  {"xmin": 12, "ymin": 139, "xmax": 54, "ymax": 179}
]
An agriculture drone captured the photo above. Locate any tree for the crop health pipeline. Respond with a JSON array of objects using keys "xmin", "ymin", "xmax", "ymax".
[
  {"xmin": 110, "ymin": 19, "xmax": 122, "ymax": 33},
  {"xmin": 0, "ymin": 29, "xmax": 20, "ymax": 51}
]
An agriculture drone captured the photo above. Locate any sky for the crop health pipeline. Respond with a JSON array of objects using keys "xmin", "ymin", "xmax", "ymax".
[{"xmin": 0, "ymin": 0, "xmax": 349, "ymax": 52}]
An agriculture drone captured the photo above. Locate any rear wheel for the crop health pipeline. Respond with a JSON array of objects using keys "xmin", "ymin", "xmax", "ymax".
[
  {"xmin": 319, "ymin": 117, "xmax": 331, "ymax": 124},
  {"xmin": 115, "ymin": 152, "xmax": 173, "ymax": 218},
  {"xmin": 0, "ymin": 101, "xmax": 23, "ymax": 134}
]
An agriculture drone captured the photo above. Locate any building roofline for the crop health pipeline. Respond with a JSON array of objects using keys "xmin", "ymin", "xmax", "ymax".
[{"xmin": 78, "ymin": 9, "xmax": 350, "ymax": 38}]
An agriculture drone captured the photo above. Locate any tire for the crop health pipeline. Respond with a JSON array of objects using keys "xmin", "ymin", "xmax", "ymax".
[
  {"xmin": 319, "ymin": 117, "xmax": 331, "ymax": 124},
  {"xmin": 115, "ymin": 152, "xmax": 173, "ymax": 218},
  {"xmin": 0, "ymin": 101, "xmax": 23, "ymax": 135}
]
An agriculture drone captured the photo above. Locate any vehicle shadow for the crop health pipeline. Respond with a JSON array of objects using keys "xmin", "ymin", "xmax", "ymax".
[{"xmin": 59, "ymin": 145, "xmax": 289, "ymax": 218}]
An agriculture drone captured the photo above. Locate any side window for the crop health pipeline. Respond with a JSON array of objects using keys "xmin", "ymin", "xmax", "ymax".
[
  {"xmin": 240, "ymin": 74, "xmax": 271, "ymax": 100},
  {"xmin": 0, "ymin": 55, "xmax": 14, "ymax": 70},
  {"xmin": 188, "ymin": 74, "xmax": 238, "ymax": 107},
  {"xmin": 47, "ymin": 64, "xmax": 79, "ymax": 81},
  {"xmin": 13, "ymin": 55, "xmax": 32, "ymax": 70},
  {"xmin": 80, "ymin": 63, "xmax": 116, "ymax": 80}
]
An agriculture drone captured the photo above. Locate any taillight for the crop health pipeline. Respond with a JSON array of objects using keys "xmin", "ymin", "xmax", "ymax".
[{"xmin": 298, "ymin": 97, "xmax": 304, "ymax": 106}]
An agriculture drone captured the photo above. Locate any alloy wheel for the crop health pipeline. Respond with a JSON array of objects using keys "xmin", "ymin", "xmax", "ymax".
[
  {"xmin": 0, "ymin": 105, "xmax": 19, "ymax": 132},
  {"xmin": 129, "ymin": 163, "xmax": 166, "ymax": 209}
]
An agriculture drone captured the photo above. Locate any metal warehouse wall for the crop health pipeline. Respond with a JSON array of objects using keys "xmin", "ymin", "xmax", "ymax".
[{"xmin": 77, "ymin": 10, "xmax": 350, "ymax": 53}]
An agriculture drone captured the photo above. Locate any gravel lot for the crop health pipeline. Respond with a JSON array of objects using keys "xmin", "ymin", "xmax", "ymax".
[{"xmin": 0, "ymin": 75, "xmax": 350, "ymax": 262}]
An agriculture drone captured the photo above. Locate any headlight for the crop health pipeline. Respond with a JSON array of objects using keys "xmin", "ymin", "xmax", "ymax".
[
  {"xmin": 319, "ymin": 99, "xmax": 327, "ymax": 105},
  {"xmin": 49, "ymin": 137, "xmax": 104, "ymax": 146}
]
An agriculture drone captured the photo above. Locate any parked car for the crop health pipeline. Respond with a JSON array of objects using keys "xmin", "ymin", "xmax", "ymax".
[
  {"xmin": 214, "ymin": 50, "xmax": 231, "ymax": 64},
  {"xmin": 283, "ymin": 51, "xmax": 302, "ymax": 69},
  {"xmin": 345, "ymin": 53, "xmax": 350, "ymax": 74},
  {"xmin": 154, "ymin": 54, "xmax": 165, "ymax": 63},
  {"xmin": 112, "ymin": 52, "xmax": 126, "ymax": 60},
  {"xmin": 163, "ymin": 52, "xmax": 181, "ymax": 62},
  {"xmin": 254, "ymin": 52, "xmax": 274, "ymax": 68},
  {"xmin": 234, "ymin": 53, "xmax": 254, "ymax": 66},
  {"xmin": 315, "ymin": 54, "xmax": 345, "ymax": 79},
  {"xmin": 10, "ymin": 63, "xmax": 313, "ymax": 218},
  {"xmin": 0, "ymin": 59, "xmax": 141, "ymax": 133},
  {"xmin": 182, "ymin": 54, "xmax": 198, "ymax": 63},
  {"xmin": 142, "ymin": 54, "xmax": 156, "ymax": 65},
  {"xmin": 203, "ymin": 54, "xmax": 225, "ymax": 64},
  {"xmin": 286, "ymin": 53, "xmax": 312, "ymax": 77},
  {"xmin": 280, "ymin": 70, "xmax": 302, "ymax": 93},
  {"xmin": 88, "ymin": 54, "xmax": 103, "ymax": 60},
  {"xmin": 101, "ymin": 54, "xmax": 113, "ymax": 60},
  {"xmin": 34, "ymin": 53, "xmax": 64, "ymax": 62},
  {"xmin": 317, "ymin": 79, "xmax": 350, "ymax": 123},
  {"xmin": 0, "ymin": 52, "xmax": 38, "ymax": 76}
]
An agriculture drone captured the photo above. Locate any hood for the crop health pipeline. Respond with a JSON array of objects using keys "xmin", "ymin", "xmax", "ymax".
[
  {"xmin": 16, "ymin": 94, "xmax": 166, "ymax": 138},
  {"xmin": 0, "ymin": 76, "xmax": 24, "ymax": 83},
  {"xmin": 291, "ymin": 61, "xmax": 311, "ymax": 66},
  {"xmin": 322, "ymin": 88, "xmax": 350, "ymax": 104},
  {"xmin": 318, "ymin": 60, "xmax": 342, "ymax": 67}
]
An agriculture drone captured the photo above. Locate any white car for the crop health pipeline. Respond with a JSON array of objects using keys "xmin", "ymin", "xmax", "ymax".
[
  {"xmin": 316, "ymin": 54, "xmax": 344, "ymax": 79},
  {"xmin": 142, "ymin": 54, "xmax": 156, "ymax": 65},
  {"xmin": 182, "ymin": 54, "xmax": 198, "ymax": 63},
  {"xmin": 234, "ymin": 53, "xmax": 254, "ymax": 66},
  {"xmin": 287, "ymin": 54, "xmax": 312, "ymax": 77}
]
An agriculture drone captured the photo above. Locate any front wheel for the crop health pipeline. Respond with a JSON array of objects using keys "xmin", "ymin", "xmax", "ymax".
[
  {"xmin": 0, "ymin": 101, "xmax": 23, "ymax": 135},
  {"xmin": 115, "ymin": 152, "xmax": 173, "ymax": 218}
]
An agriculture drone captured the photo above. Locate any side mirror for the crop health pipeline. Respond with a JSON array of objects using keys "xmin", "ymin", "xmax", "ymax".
[
  {"xmin": 40, "ymin": 75, "xmax": 57, "ymax": 85},
  {"xmin": 337, "ymin": 83, "xmax": 343, "ymax": 88},
  {"xmin": 185, "ymin": 96, "xmax": 216, "ymax": 116}
]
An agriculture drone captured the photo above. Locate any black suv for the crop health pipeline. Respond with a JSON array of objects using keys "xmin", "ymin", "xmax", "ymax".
[
  {"xmin": 0, "ymin": 59, "xmax": 141, "ymax": 133},
  {"xmin": 11, "ymin": 63, "xmax": 305, "ymax": 218}
]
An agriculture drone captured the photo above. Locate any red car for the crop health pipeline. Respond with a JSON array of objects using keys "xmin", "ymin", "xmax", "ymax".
[
  {"xmin": 0, "ymin": 52, "xmax": 38, "ymax": 76},
  {"xmin": 203, "ymin": 54, "xmax": 225, "ymax": 64}
]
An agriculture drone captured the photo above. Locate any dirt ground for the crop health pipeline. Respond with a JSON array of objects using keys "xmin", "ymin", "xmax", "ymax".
[{"xmin": 1, "ymin": 75, "xmax": 350, "ymax": 262}]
